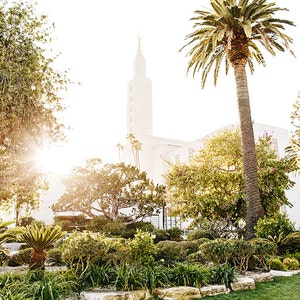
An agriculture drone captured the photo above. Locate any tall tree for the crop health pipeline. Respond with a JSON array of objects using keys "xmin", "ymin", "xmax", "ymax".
[
  {"xmin": 286, "ymin": 92, "xmax": 300, "ymax": 169},
  {"xmin": 165, "ymin": 129, "xmax": 296, "ymax": 236},
  {"xmin": 52, "ymin": 158, "xmax": 166, "ymax": 223},
  {"xmin": 180, "ymin": 0, "xmax": 295, "ymax": 239},
  {"xmin": 0, "ymin": 1, "xmax": 68, "ymax": 214}
]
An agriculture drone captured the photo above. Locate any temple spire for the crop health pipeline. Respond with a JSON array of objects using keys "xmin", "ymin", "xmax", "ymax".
[{"xmin": 133, "ymin": 35, "xmax": 145, "ymax": 78}]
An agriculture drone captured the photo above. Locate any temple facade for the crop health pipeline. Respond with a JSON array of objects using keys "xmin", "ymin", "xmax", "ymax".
[{"xmin": 122, "ymin": 42, "xmax": 300, "ymax": 230}]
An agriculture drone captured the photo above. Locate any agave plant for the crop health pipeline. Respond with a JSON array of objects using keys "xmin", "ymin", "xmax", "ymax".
[{"xmin": 20, "ymin": 223, "xmax": 65, "ymax": 270}]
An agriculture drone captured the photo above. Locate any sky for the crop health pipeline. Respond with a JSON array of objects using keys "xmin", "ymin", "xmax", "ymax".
[{"xmin": 34, "ymin": 0, "xmax": 300, "ymax": 174}]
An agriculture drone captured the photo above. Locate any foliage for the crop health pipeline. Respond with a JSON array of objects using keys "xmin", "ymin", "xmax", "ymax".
[
  {"xmin": 209, "ymin": 264, "xmax": 236, "ymax": 287},
  {"xmin": 46, "ymin": 248, "xmax": 63, "ymax": 266},
  {"xmin": 113, "ymin": 264, "xmax": 145, "ymax": 291},
  {"xmin": 153, "ymin": 229, "xmax": 170, "ymax": 243},
  {"xmin": 143, "ymin": 264, "xmax": 170, "ymax": 292},
  {"xmin": 230, "ymin": 239, "xmax": 256, "ymax": 274},
  {"xmin": 164, "ymin": 227, "xmax": 183, "ymax": 241},
  {"xmin": 129, "ymin": 230, "xmax": 155, "ymax": 266},
  {"xmin": 199, "ymin": 238, "xmax": 233, "ymax": 265},
  {"xmin": 0, "ymin": 270, "xmax": 78, "ymax": 300},
  {"xmin": 268, "ymin": 258, "xmax": 285, "ymax": 271},
  {"xmin": 169, "ymin": 262, "xmax": 210, "ymax": 287},
  {"xmin": 180, "ymin": 240, "xmax": 200, "ymax": 256},
  {"xmin": 7, "ymin": 248, "xmax": 32, "ymax": 266},
  {"xmin": 282, "ymin": 258, "xmax": 299, "ymax": 270},
  {"xmin": 61, "ymin": 231, "xmax": 107, "ymax": 273},
  {"xmin": 53, "ymin": 159, "xmax": 166, "ymax": 222},
  {"xmin": 0, "ymin": 0, "xmax": 69, "ymax": 215},
  {"xmin": 166, "ymin": 130, "xmax": 295, "ymax": 236},
  {"xmin": 278, "ymin": 232, "xmax": 300, "ymax": 255},
  {"xmin": 255, "ymin": 212, "xmax": 295, "ymax": 239},
  {"xmin": 249, "ymin": 238, "xmax": 277, "ymax": 271},
  {"xmin": 154, "ymin": 241, "xmax": 185, "ymax": 265},
  {"xmin": 54, "ymin": 214, "xmax": 89, "ymax": 232},
  {"xmin": 20, "ymin": 224, "xmax": 65, "ymax": 269},
  {"xmin": 187, "ymin": 228, "xmax": 214, "ymax": 241}
]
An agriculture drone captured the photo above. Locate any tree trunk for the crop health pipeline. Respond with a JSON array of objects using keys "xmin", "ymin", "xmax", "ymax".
[
  {"xmin": 29, "ymin": 249, "xmax": 46, "ymax": 270},
  {"xmin": 233, "ymin": 63, "xmax": 264, "ymax": 240}
]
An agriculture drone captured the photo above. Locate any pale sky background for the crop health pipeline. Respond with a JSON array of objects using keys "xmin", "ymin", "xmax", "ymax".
[{"xmin": 35, "ymin": 0, "xmax": 300, "ymax": 174}]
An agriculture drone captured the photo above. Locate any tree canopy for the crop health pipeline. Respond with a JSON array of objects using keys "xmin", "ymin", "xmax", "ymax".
[
  {"xmin": 0, "ymin": 1, "xmax": 68, "ymax": 215},
  {"xmin": 165, "ymin": 129, "xmax": 296, "ymax": 232},
  {"xmin": 52, "ymin": 159, "xmax": 166, "ymax": 222}
]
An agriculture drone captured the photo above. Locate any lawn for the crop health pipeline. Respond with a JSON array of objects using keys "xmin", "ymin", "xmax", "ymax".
[{"xmin": 202, "ymin": 274, "xmax": 300, "ymax": 299}]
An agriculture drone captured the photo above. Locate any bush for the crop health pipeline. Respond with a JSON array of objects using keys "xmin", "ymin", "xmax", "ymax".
[
  {"xmin": 255, "ymin": 212, "xmax": 295, "ymax": 240},
  {"xmin": 199, "ymin": 238, "xmax": 233, "ymax": 265},
  {"xmin": 283, "ymin": 258, "xmax": 299, "ymax": 270},
  {"xmin": 280, "ymin": 232, "xmax": 300, "ymax": 254},
  {"xmin": 129, "ymin": 230, "xmax": 155, "ymax": 266},
  {"xmin": 103, "ymin": 238, "xmax": 130, "ymax": 266},
  {"xmin": 85, "ymin": 215, "xmax": 108, "ymax": 232},
  {"xmin": 166, "ymin": 227, "xmax": 183, "ymax": 241},
  {"xmin": 153, "ymin": 229, "xmax": 169, "ymax": 243},
  {"xmin": 155, "ymin": 241, "xmax": 185, "ymax": 265},
  {"xmin": 47, "ymin": 248, "xmax": 63, "ymax": 266},
  {"xmin": 268, "ymin": 258, "xmax": 285, "ymax": 270},
  {"xmin": 61, "ymin": 231, "xmax": 107, "ymax": 272},
  {"xmin": 180, "ymin": 240, "xmax": 200, "ymax": 256},
  {"xmin": 249, "ymin": 238, "xmax": 278, "ymax": 271},
  {"xmin": 187, "ymin": 229, "xmax": 213, "ymax": 241}
]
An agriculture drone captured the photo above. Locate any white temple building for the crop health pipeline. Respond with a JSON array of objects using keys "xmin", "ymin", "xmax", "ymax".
[{"xmin": 122, "ymin": 42, "xmax": 300, "ymax": 230}]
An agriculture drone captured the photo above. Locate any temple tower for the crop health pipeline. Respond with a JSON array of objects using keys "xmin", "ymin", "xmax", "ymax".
[{"xmin": 127, "ymin": 37, "xmax": 153, "ymax": 136}]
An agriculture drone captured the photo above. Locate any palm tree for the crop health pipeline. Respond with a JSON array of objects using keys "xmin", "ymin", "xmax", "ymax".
[
  {"xmin": 20, "ymin": 223, "xmax": 65, "ymax": 270},
  {"xmin": 181, "ymin": 0, "xmax": 294, "ymax": 239}
]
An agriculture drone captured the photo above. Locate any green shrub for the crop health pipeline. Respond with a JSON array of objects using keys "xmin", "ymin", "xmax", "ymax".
[
  {"xmin": 170, "ymin": 262, "xmax": 210, "ymax": 287},
  {"xmin": 269, "ymin": 258, "xmax": 285, "ymax": 270},
  {"xmin": 180, "ymin": 240, "xmax": 200, "ymax": 256},
  {"xmin": 155, "ymin": 241, "xmax": 185, "ymax": 265},
  {"xmin": 230, "ymin": 239, "xmax": 256, "ymax": 274},
  {"xmin": 187, "ymin": 229, "xmax": 213, "ymax": 241},
  {"xmin": 47, "ymin": 248, "xmax": 63, "ymax": 266},
  {"xmin": 209, "ymin": 264, "xmax": 236, "ymax": 287},
  {"xmin": 122, "ymin": 221, "xmax": 155, "ymax": 239},
  {"xmin": 8, "ymin": 248, "xmax": 32, "ymax": 266},
  {"xmin": 85, "ymin": 215, "xmax": 108, "ymax": 232},
  {"xmin": 153, "ymin": 229, "xmax": 169, "ymax": 243},
  {"xmin": 280, "ymin": 232, "xmax": 300, "ymax": 254},
  {"xmin": 129, "ymin": 230, "xmax": 155, "ymax": 266},
  {"xmin": 103, "ymin": 237, "xmax": 130, "ymax": 265},
  {"xmin": 166, "ymin": 227, "xmax": 183, "ymax": 241},
  {"xmin": 283, "ymin": 258, "xmax": 300, "ymax": 270},
  {"xmin": 249, "ymin": 238, "xmax": 278, "ymax": 271},
  {"xmin": 255, "ymin": 212, "xmax": 295, "ymax": 240},
  {"xmin": 199, "ymin": 238, "xmax": 233, "ymax": 265},
  {"xmin": 61, "ymin": 231, "xmax": 107, "ymax": 272}
]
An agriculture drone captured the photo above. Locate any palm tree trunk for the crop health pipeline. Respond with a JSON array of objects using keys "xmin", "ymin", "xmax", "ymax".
[{"xmin": 233, "ymin": 63, "xmax": 264, "ymax": 240}]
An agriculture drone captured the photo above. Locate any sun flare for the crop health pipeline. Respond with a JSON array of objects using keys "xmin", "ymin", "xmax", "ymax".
[{"xmin": 35, "ymin": 146, "xmax": 79, "ymax": 175}]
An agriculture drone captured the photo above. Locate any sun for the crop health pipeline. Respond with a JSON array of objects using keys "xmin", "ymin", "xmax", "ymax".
[{"xmin": 35, "ymin": 146, "xmax": 79, "ymax": 175}]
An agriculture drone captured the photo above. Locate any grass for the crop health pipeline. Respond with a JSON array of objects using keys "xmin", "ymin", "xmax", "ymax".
[{"xmin": 202, "ymin": 274, "xmax": 300, "ymax": 300}]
